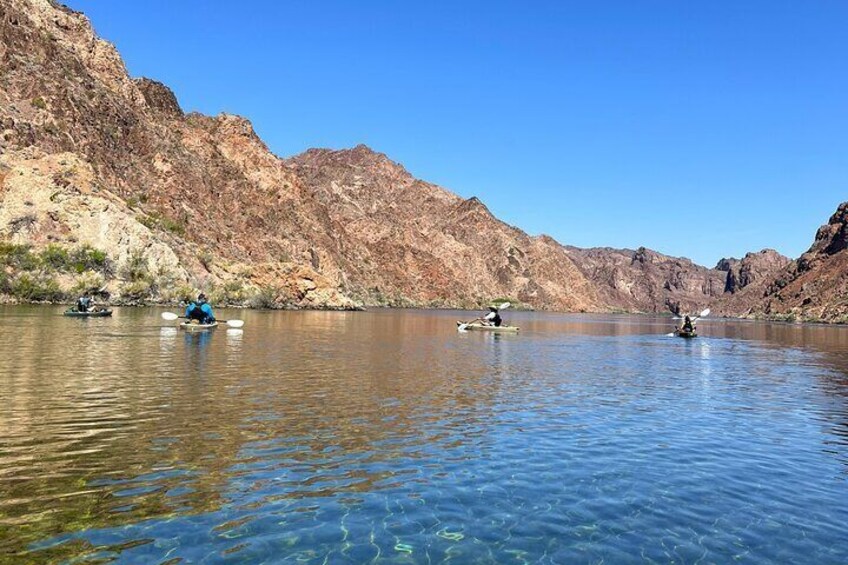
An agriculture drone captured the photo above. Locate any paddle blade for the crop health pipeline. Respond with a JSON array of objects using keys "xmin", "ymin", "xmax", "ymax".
[
  {"xmin": 225, "ymin": 319, "xmax": 244, "ymax": 328},
  {"xmin": 700, "ymin": 308, "xmax": 711, "ymax": 318},
  {"xmin": 497, "ymin": 302, "xmax": 511, "ymax": 310},
  {"xmin": 161, "ymin": 312, "xmax": 179, "ymax": 321},
  {"xmin": 457, "ymin": 322, "xmax": 469, "ymax": 331}
]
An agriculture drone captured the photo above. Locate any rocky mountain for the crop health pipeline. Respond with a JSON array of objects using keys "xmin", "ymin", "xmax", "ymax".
[
  {"xmin": 716, "ymin": 249, "xmax": 790, "ymax": 294},
  {"xmin": 710, "ymin": 249, "xmax": 791, "ymax": 316},
  {"xmin": 741, "ymin": 203, "xmax": 848, "ymax": 322},
  {"xmin": 1, "ymin": 0, "xmax": 357, "ymax": 308},
  {"xmin": 0, "ymin": 0, "xmax": 604, "ymax": 311},
  {"xmin": 0, "ymin": 0, "xmax": 820, "ymax": 318},
  {"xmin": 287, "ymin": 146, "xmax": 603, "ymax": 310},
  {"xmin": 565, "ymin": 246, "xmax": 727, "ymax": 314}
]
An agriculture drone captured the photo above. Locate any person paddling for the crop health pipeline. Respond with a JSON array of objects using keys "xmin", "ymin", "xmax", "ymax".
[
  {"xmin": 680, "ymin": 315, "xmax": 695, "ymax": 333},
  {"xmin": 185, "ymin": 293, "xmax": 215, "ymax": 324},
  {"xmin": 468, "ymin": 306, "xmax": 503, "ymax": 327},
  {"xmin": 76, "ymin": 292, "xmax": 94, "ymax": 313}
]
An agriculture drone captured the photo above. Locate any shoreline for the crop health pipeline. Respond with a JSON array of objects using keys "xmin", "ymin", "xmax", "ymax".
[{"xmin": 4, "ymin": 298, "xmax": 846, "ymax": 326}]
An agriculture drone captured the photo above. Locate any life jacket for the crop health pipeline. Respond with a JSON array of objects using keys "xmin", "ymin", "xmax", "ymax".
[
  {"xmin": 187, "ymin": 302, "xmax": 206, "ymax": 321},
  {"xmin": 77, "ymin": 297, "xmax": 91, "ymax": 312},
  {"xmin": 490, "ymin": 311, "xmax": 502, "ymax": 326}
]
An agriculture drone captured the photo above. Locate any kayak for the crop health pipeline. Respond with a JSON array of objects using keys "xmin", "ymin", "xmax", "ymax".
[
  {"xmin": 180, "ymin": 321, "xmax": 218, "ymax": 331},
  {"xmin": 457, "ymin": 321, "xmax": 520, "ymax": 333},
  {"xmin": 675, "ymin": 330, "xmax": 697, "ymax": 338},
  {"xmin": 63, "ymin": 309, "xmax": 113, "ymax": 317}
]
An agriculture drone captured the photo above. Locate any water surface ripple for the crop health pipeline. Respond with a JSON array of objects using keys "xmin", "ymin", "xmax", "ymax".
[{"xmin": 1, "ymin": 307, "xmax": 847, "ymax": 563}]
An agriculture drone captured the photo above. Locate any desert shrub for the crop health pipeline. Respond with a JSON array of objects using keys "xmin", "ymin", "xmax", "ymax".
[
  {"xmin": 137, "ymin": 215, "xmax": 157, "ymax": 231},
  {"xmin": 71, "ymin": 245, "xmax": 109, "ymax": 274},
  {"xmin": 0, "ymin": 242, "xmax": 39, "ymax": 270},
  {"xmin": 120, "ymin": 280, "xmax": 152, "ymax": 301},
  {"xmin": 70, "ymin": 272, "xmax": 105, "ymax": 296},
  {"xmin": 10, "ymin": 273, "xmax": 64, "ymax": 301},
  {"xmin": 211, "ymin": 280, "xmax": 247, "ymax": 305},
  {"xmin": 31, "ymin": 96, "xmax": 47, "ymax": 110},
  {"xmin": 136, "ymin": 211, "xmax": 185, "ymax": 236},
  {"xmin": 120, "ymin": 250, "xmax": 150, "ymax": 282},
  {"xmin": 35, "ymin": 244, "xmax": 109, "ymax": 274},
  {"xmin": 163, "ymin": 284, "xmax": 196, "ymax": 304},
  {"xmin": 38, "ymin": 244, "xmax": 71, "ymax": 270},
  {"xmin": 249, "ymin": 286, "xmax": 280, "ymax": 309},
  {"xmin": 161, "ymin": 216, "xmax": 185, "ymax": 236},
  {"xmin": 198, "ymin": 250, "xmax": 214, "ymax": 271}
]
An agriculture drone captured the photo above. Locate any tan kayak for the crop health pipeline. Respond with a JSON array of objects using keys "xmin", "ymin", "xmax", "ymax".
[
  {"xmin": 457, "ymin": 321, "xmax": 520, "ymax": 333},
  {"xmin": 180, "ymin": 321, "xmax": 218, "ymax": 331}
]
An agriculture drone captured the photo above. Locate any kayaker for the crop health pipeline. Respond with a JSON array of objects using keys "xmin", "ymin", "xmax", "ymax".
[
  {"xmin": 186, "ymin": 293, "xmax": 215, "ymax": 324},
  {"xmin": 76, "ymin": 293, "xmax": 94, "ymax": 313},
  {"xmin": 680, "ymin": 315, "xmax": 695, "ymax": 333},
  {"xmin": 467, "ymin": 306, "xmax": 503, "ymax": 327}
]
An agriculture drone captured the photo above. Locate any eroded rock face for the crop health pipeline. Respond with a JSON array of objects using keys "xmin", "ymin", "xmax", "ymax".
[
  {"xmin": 0, "ymin": 150, "xmax": 186, "ymax": 278},
  {"xmin": 739, "ymin": 202, "xmax": 848, "ymax": 322},
  {"xmin": 287, "ymin": 146, "xmax": 602, "ymax": 311},
  {"xmin": 0, "ymin": 0, "xmax": 351, "ymax": 307},
  {"xmin": 709, "ymin": 250, "xmax": 792, "ymax": 317},
  {"xmin": 134, "ymin": 78, "xmax": 182, "ymax": 118},
  {"xmin": 720, "ymin": 249, "xmax": 790, "ymax": 294},
  {"xmin": 565, "ymin": 246, "xmax": 726, "ymax": 314}
]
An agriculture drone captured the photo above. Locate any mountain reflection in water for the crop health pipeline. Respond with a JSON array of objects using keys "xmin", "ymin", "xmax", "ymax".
[{"xmin": 1, "ymin": 306, "xmax": 846, "ymax": 563}]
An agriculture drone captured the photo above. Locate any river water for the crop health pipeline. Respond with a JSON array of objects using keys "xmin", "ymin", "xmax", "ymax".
[{"xmin": 0, "ymin": 306, "xmax": 846, "ymax": 563}]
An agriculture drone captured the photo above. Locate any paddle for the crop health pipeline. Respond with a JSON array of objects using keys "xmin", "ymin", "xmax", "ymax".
[
  {"xmin": 161, "ymin": 312, "xmax": 245, "ymax": 328},
  {"xmin": 692, "ymin": 308, "xmax": 710, "ymax": 323},
  {"xmin": 458, "ymin": 302, "xmax": 511, "ymax": 331}
]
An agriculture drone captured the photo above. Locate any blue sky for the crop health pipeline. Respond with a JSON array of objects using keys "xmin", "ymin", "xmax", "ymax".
[{"xmin": 66, "ymin": 0, "xmax": 847, "ymax": 266}]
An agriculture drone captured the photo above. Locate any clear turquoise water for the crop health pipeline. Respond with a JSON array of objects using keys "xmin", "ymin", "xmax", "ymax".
[{"xmin": 1, "ymin": 306, "xmax": 847, "ymax": 563}]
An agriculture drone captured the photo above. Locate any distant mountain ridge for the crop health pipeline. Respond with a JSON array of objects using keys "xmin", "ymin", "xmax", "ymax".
[{"xmin": 0, "ymin": 0, "xmax": 839, "ymax": 319}]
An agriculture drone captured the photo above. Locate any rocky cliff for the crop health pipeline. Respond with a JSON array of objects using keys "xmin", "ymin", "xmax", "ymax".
[
  {"xmin": 710, "ymin": 249, "xmax": 791, "ymax": 317},
  {"xmin": 743, "ymin": 203, "xmax": 848, "ymax": 322},
  {"xmin": 0, "ymin": 0, "xmax": 360, "ymax": 308},
  {"xmin": 0, "ymin": 0, "xmax": 604, "ymax": 310},
  {"xmin": 287, "ymin": 146, "xmax": 603, "ymax": 310},
  {"xmin": 565, "ymin": 246, "xmax": 727, "ymax": 314}
]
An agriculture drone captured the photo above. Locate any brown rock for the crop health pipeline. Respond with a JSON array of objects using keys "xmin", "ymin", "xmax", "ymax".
[
  {"xmin": 565, "ymin": 246, "xmax": 726, "ymax": 314},
  {"xmin": 740, "ymin": 202, "xmax": 848, "ymax": 322}
]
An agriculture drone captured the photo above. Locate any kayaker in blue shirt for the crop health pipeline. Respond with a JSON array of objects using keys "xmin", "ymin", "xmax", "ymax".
[{"xmin": 186, "ymin": 293, "xmax": 215, "ymax": 324}]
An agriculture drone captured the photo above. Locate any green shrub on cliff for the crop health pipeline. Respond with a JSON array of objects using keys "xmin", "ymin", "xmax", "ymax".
[
  {"xmin": 1, "ymin": 243, "xmax": 109, "ymax": 275},
  {"xmin": 71, "ymin": 245, "xmax": 108, "ymax": 274},
  {"xmin": 38, "ymin": 244, "xmax": 109, "ymax": 274},
  {"xmin": 211, "ymin": 280, "xmax": 248, "ymax": 305},
  {"xmin": 71, "ymin": 272, "xmax": 105, "ymax": 296},
  {"xmin": 137, "ymin": 212, "xmax": 186, "ymax": 236},
  {"xmin": 161, "ymin": 284, "xmax": 195, "ymax": 304},
  {"xmin": 38, "ymin": 245, "xmax": 71, "ymax": 270},
  {"xmin": 0, "ymin": 242, "xmax": 39, "ymax": 270},
  {"xmin": 9, "ymin": 273, "xmax": 64, "ymax": 301},
  {"xmin": 120, "ymin": 250, "xmax": 150, "ymax": 282},
  {"xmin": 249, "ymin": 286, "xmax": 280, "ymax": 309},
  {"xmin": 120, "ymin": 280, "xmax": 152, "ymax": 302}
]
